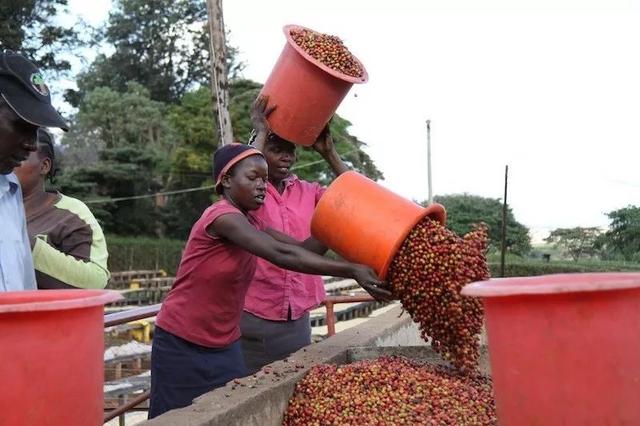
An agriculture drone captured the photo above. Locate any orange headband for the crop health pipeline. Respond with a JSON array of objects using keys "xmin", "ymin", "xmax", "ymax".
[{"xmin": 214, "ymin": 148, "xmax": 264, "ymax": 192}]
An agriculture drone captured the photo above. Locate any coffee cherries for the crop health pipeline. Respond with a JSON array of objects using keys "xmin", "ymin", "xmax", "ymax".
[
  {"xmin": 282, "ymin": 356, "xmax": 496, "ymax": 426},
  {"xmin": 290, "ymin": 28, "xmax": 364, "ymax": 78},
  {"xmin": 387, "ymin": 219, "xmax": 490, "ymax": 372}
]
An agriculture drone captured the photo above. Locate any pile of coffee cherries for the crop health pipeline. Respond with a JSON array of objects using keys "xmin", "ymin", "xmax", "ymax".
[
  {"xmin": 290, "ymin": 28, "xmax": 364, "ymax": 78},
  {"xmin": 387, "ymin": 218, "xmax": 490, "ymax": 371},
  {"xmin": 282, "ymin": 356, "xmax": 496, "ymax": 426}
]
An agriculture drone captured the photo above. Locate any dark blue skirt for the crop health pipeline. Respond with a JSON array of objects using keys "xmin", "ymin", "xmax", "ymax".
[{"xmin": 148, "ymin": 326, "xmax": 247, "ymax": 419}]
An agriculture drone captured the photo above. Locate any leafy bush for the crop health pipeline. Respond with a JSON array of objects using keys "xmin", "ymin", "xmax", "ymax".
[
  {"xmin": 489, "ymin": 260, "xmax": 640, "ymax": 278},
  {"xmin": 106, "ymin": 235, "xmax": 185, "ymax": 275}
]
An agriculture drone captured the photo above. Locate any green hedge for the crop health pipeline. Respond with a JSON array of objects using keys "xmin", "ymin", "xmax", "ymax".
[
  {"xmin": 105, "ymin": 235, "xmax": 640, "ymax": 279},
  {"xmin": 489, "ymin": 260, "xmax": 640, "ymax": 278},
  {"xmin": 106, "ymin": 235, "xmax": 186, "ymax": 275}
]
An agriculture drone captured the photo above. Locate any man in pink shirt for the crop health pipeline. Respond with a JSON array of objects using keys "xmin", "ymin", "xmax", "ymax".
[{"xmin": 241, "ymin": 96, "xmax": 349, "ymax": 373}]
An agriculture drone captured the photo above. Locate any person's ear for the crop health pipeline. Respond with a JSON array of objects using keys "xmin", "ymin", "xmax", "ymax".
[
  {"xmin": 41, "ymin": 157, "xmax": 52, "ymax": 177},
  {"xmin": 221, "ymin": 173, "xmax": 232, "ymax": 191}
]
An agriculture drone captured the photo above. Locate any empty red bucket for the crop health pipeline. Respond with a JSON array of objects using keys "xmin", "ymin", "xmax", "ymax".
[
  {"xmin": 0, "ymin": 290, "xmax": 122, "ymax": 425},
  {"xmin": 462, "ymin": 273, "xmax": 640, "ymax": 425},
  {"xmin": 259, "ymin": 25, "xmax": 368, "ymax": 146}
]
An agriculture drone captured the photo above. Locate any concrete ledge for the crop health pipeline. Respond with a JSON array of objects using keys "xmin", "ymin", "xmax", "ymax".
[{"xmin": 144, "ymin": 305, "xmax": 420, "ymax": 425}]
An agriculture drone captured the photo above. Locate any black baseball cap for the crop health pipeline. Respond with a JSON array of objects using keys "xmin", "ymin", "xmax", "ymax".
[{"xmin": 0, "ymin": 51, "xmax": 68, "ymax": 131}]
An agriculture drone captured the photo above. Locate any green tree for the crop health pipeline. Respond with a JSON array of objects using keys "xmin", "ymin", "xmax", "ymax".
[
  {"xmin": 430, "ymin": 194, "xmax": 531, "ymax": 255},
  {"xmin": 66, "ymin": 0, "xmax": 243, "ymax": 106},
  {"xmin": 596, "ymin": 206, "xmax": 640, "ymax": 261},
  {"xmin": 58, "ymin": 83, "xmax": 176, "ymax": 235},
  {"xmin": 161, "ymin": 87, "xmax": 219, "ymax": 238},
  {"xmin": 0, "ymin": 0, "xmax": 86, "ymax": 74},
  {"xmin": 57, "ymin": 146, "xmax": 162, "ymax": 235},
  {"xmin": 545, "ymin": 227, "xmax": 601, "ymax": 261},
  {"xmin": 62, "ymin": 82, "xmax": 176, "ymax": 167}
]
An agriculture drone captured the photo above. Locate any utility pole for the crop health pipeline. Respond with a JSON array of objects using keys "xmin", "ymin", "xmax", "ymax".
[
  {"xmin": 426, "ymin": 120, "xmax": 433, "ymax": 204},
  {"xmin": 500, "ymin": 165, "xmax": 509, "ymax": 277},
  {"xmin": 206, "ymin": 0, "xmax": 233, "ymax": 146}
]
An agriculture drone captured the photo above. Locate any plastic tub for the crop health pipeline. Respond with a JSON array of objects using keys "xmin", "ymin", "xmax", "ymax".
[
  {"xmin": 259, "ymin": 24, "xmax": 368, "ymax": 146},
  {"xmin": 311, "ymin": 171, "xmax": 446, "ymax": 279},
  {"xmin": 0, "ymin": 289, "xmax": 122, "ymax": 425},
  {"xmin": 462, "ymin": 273, "xmax": 640, "ymax": 425}
]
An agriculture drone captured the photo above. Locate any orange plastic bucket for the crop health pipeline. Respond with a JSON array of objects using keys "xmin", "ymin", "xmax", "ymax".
[
  {"xmin": 311, "ymin": 171, "xmax": 446, "ymax": 279},
  {"xmin": 0, "ymin": 290, "xmax": 122, "ymax": 425},
  {"xmin": 462, "ymin": 273, "xmax": 640, "ymax": 425},
  {"xmin": 259, "ymin": 25, "xmax": 368, "ymax": 146}
]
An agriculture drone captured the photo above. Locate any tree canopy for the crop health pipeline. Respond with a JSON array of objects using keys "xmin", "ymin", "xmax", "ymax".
[
  {"xmin": 66, "ymin": 0, "xmax": 243, "ymax": 106},
  {"xmin": 0, "ymin": 0, "xmax": 86, "ymax": 74},
  {"xmin": 545, "ymin": 227, "xmax": 601, "ymax": 261},
  {"xmin": 429, "ymin": 194, "xmax": 531, "ymax": 255},
  {"xmin": 596, "ymin": 205, "xmax": 640, "ymax": 261}
]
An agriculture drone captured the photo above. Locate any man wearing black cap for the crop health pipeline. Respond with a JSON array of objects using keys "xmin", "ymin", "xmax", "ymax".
[{"xmin": 0, "ymin": 51, "xmax": 68, "ymax": 291}]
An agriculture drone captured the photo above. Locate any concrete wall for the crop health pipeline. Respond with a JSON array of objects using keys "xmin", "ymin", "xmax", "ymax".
[
  {"xmin": 375, "ymin": 319, "xmax": 425, "ymax": 347},
  {"xmin": 143, "ymin": 305, "xmax": 424, "ymax": 426}
]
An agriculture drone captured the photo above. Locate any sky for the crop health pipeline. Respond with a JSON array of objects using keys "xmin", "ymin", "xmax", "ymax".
[{"xmin": 66, "ymin": 0, "xmax": 640, "ymax": 240}]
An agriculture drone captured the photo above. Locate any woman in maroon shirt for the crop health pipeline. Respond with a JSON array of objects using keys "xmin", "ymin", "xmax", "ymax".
[{"xmin": 149, "ymin": 144, "xmax": 390, "ymax": 419}]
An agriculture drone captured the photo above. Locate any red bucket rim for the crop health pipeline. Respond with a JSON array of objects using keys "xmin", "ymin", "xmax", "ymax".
[
  {"xmin": 462, "ymin": 272, "xmax": 640, "ymax": 298},
  {"xmin": 0, "ymin": 289, "xmax": 122, "ymax": 313},
  {"xmin": 283, "ymin": 24, "xmax": 369, "ymax": 84}
]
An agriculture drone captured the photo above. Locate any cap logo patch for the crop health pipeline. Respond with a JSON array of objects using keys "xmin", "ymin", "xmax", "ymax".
[{"xmin": 30, "ymin": 73, "xmax": 49, "ymax": 96}]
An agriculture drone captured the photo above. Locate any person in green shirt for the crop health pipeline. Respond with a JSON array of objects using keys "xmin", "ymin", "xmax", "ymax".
[{"xmin": 14, "ymin": 128, "xmax": 109, "ymax": 289}]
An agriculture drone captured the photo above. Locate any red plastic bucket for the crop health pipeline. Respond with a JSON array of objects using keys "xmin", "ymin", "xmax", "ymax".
[
  {"xmin": 462, "ymin": 273, "xmax": 640, "ymax": 425},
  {"xmin": 259, "ymin": 25, "xmax": 368, "ymax": 146},
  {"xmin": 0, "ymin": 290, "xmax": 122, "ymax": 425},
  {"xmin": 311, "ymin": 171, "xmax": 446, "ymax": 279}
]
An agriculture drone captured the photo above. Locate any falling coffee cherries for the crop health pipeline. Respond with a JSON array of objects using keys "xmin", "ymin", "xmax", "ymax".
[{"xmin": 387, "ymin": 219, "xmax": 490, "ymax": 372}]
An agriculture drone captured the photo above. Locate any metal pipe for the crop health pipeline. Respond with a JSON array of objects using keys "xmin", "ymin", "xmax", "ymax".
[
  {"xmin": 104, "ymin": 391, "xmax": 150, "ymax": 423},
  {"xmin": 104, "ymin": 304, "xmax": 161, "ymax": 327},
  {"xmin": 325, "ymin": 302, "xmax": 336, "ymax": 336},
  {"xmin": 500, "ymin": 165, "xmax": 509, "ymax": 277},
  {"xmin": 323, "ymin": 295, "xmax": 375, "ymax": 304}
]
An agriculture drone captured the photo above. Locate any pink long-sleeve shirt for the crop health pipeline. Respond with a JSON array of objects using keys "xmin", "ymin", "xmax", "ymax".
[{"xmin": 244, "ymin": 175, "xmax": 326, "ymax": 321}]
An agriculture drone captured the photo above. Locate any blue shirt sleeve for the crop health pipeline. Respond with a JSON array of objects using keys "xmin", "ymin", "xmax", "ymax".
[{"xmin": 0, "ymin": 173, "xmax": 37, "ymax": 291}]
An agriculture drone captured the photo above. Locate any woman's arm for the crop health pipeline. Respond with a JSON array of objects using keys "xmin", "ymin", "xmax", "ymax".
[
  {"xmin": 264, "ymin": 228, "xmax": 328, "ymax": 255},
  {"xmin": 312, "ymin": 124, "xmax": 350, "ymax": 177},
  {"xmin": 32, "ymin": 239, "xmax": 109, "ymax": 289},
  {"xmin": 209, "ymin": 214, "xmax": 392, "ymax": 301},
  {"xmin": 249, "ymin": 95, "xmax": 276, "ymax": 151},
  {"xmin": 30, "ymin": 198, "xmax": 110, "ymax": 290}
]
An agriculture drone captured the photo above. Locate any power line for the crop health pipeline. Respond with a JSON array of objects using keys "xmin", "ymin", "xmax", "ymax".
[
  {"xmin": 82, "ymin": 149, "xmax": 357, "ymax": 205},
  {"xmin": 84, "ymin": 185, "xmax": 215, "ymax": 204},
  {"xmin": 291, "ymin": 149, "xmax": 357, "ymax": 171}
]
